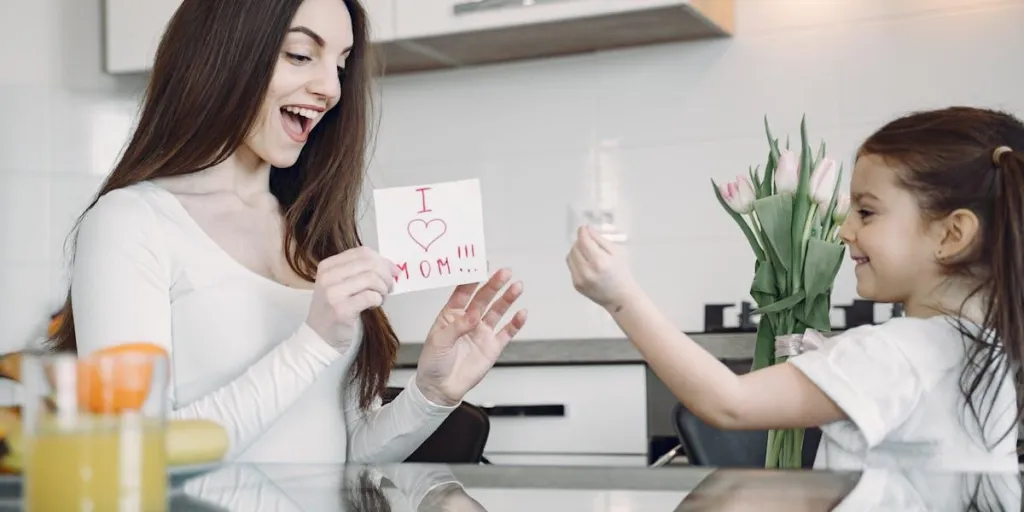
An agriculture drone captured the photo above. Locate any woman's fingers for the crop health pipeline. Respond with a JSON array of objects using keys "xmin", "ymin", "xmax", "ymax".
[
  {"xmin": 480, "ymin": 281, "xmax": 524, "ymax": 329},
  {"xmin": 494, "ymin": 309, "xmax": 529, "ymax": 346},
  {"xmin": 464, "ymin": 268, "xmax": 513, "ymax": 319}
]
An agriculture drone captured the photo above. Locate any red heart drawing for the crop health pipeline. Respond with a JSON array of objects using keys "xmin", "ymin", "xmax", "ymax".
[{"xmin": 407, "ymin": 218, "xmax": 448, "ymax": 252}]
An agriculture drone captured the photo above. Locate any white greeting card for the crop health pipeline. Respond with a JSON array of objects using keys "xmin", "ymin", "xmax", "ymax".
[{"xmin": 373, "ymin": 179, "xmax": 487, "ymax": 294}]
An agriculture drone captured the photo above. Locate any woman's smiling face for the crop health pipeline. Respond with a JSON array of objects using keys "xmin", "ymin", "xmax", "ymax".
[{"xmin": 242, "ymin": 0, "xmax": 354, "ymax": 168}]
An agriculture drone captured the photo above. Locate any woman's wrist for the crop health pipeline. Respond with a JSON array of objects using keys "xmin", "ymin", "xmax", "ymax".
[
  {"xmin": 302, "ymin": 320, "xmax": 356, "ymax": 354},
  {"xmin": 413, "ymin": 374, "xmax": 461, "ymax": 407}
]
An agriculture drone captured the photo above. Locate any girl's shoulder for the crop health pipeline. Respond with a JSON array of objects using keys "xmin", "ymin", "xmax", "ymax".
[{"xmin": 830, "ymin": 315, "xmax": 972, "ymax": 376}]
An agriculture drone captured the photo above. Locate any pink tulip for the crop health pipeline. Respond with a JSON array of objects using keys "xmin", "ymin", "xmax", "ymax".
[
  {"xmin": 809, "ymin": 158, "xmax": 838, "ymax": 206},
  {"xmin": 774, "ymin": 149, "xmax": 799, "ymax": 194},
  {"xmin": 719, "ymin": 175, "xmax": 756, "ymax": 214}
]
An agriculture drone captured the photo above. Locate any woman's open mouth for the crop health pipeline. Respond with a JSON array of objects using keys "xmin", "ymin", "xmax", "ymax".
[{"xmin": 280, "ymin": 105, "xmax": 321, "ymax": 143}]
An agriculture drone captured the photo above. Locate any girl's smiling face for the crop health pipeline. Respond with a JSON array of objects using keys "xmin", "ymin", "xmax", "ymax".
[{"xmin": 838, "ymin": 154, "xmax": 946, "ymax": 307}]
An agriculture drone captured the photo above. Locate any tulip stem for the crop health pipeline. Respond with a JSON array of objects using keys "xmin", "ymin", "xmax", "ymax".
[
  {"xmin": 826, "ymin": 225, "xmax": 840, "ymax": 243},
  {"xmin": 749, "ymin": 212, "xmax": 767, "ymax": 254},
  {"xmin": 800, "ymin": 203, "xmax": 818, "ymax": 251}
]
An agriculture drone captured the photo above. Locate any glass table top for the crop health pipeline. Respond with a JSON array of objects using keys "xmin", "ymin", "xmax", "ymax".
[{"xmin": 0, "ymin": 462, "xmax": 1019, "ymax": 511}]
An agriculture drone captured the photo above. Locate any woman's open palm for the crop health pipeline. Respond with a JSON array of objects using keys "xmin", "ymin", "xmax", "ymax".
[{"xmin": 415, "ymin": 268, "xmax": 528, "ymax": 405}]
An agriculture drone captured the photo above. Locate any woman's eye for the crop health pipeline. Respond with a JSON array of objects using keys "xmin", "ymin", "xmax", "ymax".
[
  {"xmin": 285, "ymin": 52, "xmax": 312, "ymax": 63},
  {"xmin": 858, "ymin": 209, "xmax": 874, "ymax": 219}
]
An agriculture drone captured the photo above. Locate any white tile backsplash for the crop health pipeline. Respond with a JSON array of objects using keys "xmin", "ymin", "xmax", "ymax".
[
  {"xmin": 0, "ymin": 172, "xmax": 51, "ymax": 262},
  {"xmin": 1, "ymin": 0, "xmax": 1022, "ymax": 350},
  {"xmin": 0, "ymin": 88, "xmax": 56, "ymax": 173},
  {"xmin": 0, "ymin": 263, "xmax": 53, "ymax": 351}
]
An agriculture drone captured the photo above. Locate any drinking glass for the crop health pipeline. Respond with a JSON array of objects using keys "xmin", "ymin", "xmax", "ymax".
[{"xmin": 20, "ymin": 348, "xmax": 170, "ymax": 512}]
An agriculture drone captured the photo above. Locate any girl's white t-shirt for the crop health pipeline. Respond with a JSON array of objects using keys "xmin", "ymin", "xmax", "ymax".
[
  {"xmin": 70, "ymin": 182, "xmax": 456, "ymax": 464},
  {"xmin": 790, "ymin": 316, "xmax": 1019, "ymax": 472}
]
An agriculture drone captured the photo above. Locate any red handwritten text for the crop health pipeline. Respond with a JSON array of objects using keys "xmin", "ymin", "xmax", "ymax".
[
  {"xmin": 456, "ymin": 244, "xmax": 478, "ymax": 273},
  {"xmin": 394, "ymin": 258, "xmax": 454, "ymax": 282},
  {"xmin": 394, "ymin": 251, "xmax": 484, "ymax": 282},
  {"xmin": 415, "ymin": 187, "xmax": 432, "ymax": 214}
]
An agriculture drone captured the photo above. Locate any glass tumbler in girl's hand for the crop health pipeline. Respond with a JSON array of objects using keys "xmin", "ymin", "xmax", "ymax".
[{"xmin": 20, "ymin": 345, "xmax": 170, "ymax": 512}]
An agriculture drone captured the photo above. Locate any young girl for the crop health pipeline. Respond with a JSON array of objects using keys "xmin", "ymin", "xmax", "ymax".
[
  {"xmin": 568, "ymin": 106, "xmax": 1024, "ymax": 471},
  {"xmin": 53, "ymin": 0, "xmax": 527, "ymax": 464}
]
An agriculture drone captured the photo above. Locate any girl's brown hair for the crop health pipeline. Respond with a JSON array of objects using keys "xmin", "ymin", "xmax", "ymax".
[
  {"xmin": 859, "ymin": 106, "xmax": 1024, "ymax": 447},
  {"xmin": 51, "ymin": 0, "xmax": 397, "ymax": 410}
]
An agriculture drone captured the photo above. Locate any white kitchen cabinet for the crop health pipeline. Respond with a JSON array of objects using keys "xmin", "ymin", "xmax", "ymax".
[
  {"xmin": 103, "ymin": 0, "xmax": 398, "ymax": 74},
  {"xmin": 389, "ymin": 364, "xmax": 649, "ymax": 465},
  {"xmin": 394, "ymin": 0, "xmax": 688, "ymax": 40},
  {"xmin": 381, "ymin": 0, "xmax": 733, "ymax": 74}
]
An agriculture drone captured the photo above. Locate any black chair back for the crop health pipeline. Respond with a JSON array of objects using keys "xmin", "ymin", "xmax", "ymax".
[
  {"xmin": 383, "ymin": 387, "xmax": 490, "ymax": 464},
  {"xmin": 672, "ymin": 402, "xmax": 821, "ymax": 468}
]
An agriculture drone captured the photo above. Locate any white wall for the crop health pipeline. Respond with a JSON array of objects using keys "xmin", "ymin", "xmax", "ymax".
[{"xmin": 1, "ymin": 0, "xmax": 1022, "ymax": 352}]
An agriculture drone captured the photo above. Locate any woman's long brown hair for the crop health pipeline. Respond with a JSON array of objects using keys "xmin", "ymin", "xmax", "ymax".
[
  {"xmin": 51, "ymin": 0, "xmax": 398, "ymax": 411},
  {"xmin": 859, "ymin": 106, "xmax": 1024, "ymax": 448}
]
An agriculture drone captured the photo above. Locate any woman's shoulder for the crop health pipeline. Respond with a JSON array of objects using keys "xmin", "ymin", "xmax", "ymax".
[
  {"xmin": 81, "ymin": 181, "xmax": 177, "ymax": 231},
  {"xmin": 75, "ymin": 182, "xmax": 190, "ymax": 260}
]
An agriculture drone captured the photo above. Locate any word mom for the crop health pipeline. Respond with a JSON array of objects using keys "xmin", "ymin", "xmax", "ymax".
[
  {"xmin": 394, "ymin": 244, "xmax": 480, "ymax": 283},
  {"xmin": 395, "ymin": 257, "xmax": 453, "ymax": 282}
]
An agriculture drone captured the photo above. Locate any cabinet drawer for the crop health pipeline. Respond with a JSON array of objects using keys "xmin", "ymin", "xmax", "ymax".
[
  {"xmin": 389, "ymin": 364, "xmax": 647, "ymax": 456},
  {"xmin": 393, "ymin": 0, "xmax": 687, "ymax": 40}
]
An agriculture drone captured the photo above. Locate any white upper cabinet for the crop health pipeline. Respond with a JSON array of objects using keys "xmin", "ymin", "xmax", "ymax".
[
  {"xmin": 103, "ymin": 0, "xmax": 399, "ymax": 74},
  {"xmin": 394, "ymin": 0, "xmax": 689, "ymax": 40},
  {"xmin": 381, "ymin": 0, "xmax": 734, "ymax": 74},
  {"xmin": 103, "ymin": 0, "xmax": 732, "ymax": 75}
]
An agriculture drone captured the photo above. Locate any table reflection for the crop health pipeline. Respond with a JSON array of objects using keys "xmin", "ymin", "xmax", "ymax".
[
  {"xmin": 168, "ymin": 463, "xmax": 1023, "ymax": 511},
  {"xmin": 678, "ymin": 468, "xmax": 1023, "ymax": 512},
  {"xmin": 176, "ymin": 463, "xmax": 480, "ymax": 511}
]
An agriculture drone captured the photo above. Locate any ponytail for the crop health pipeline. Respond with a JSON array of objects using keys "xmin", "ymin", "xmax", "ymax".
[{"xmin": 979, "ymin": 145, "xmax": 1024, "ymax": 446}]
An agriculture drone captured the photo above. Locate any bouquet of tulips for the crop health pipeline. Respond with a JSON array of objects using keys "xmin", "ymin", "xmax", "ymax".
[{"xmin": 712, "ymin": 116, "xmax": 850, "ymax": 469}]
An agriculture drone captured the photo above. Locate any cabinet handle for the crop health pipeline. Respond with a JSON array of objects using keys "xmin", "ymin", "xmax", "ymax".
[
  {"xmin": 479, "ymin": 404, "xmax": 565, "ymax": 417},
  {"xmin": 453, "ymin": 0, "xmax": 575, "ymax": 16}
]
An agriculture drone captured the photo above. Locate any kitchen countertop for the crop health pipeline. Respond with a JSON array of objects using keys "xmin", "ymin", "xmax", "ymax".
[
  {"xmin": 396, "ymin": 331, "xmax": 761, "ymax": 368},
  {"xmin": 3, "ymin": 462, "xmax": 1014, "ymax": 511}
]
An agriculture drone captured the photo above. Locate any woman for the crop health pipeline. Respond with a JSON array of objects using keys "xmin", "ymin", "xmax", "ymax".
[{"xmin": 51, "ymin": 0, "xmax": 528, "ymax": 464}]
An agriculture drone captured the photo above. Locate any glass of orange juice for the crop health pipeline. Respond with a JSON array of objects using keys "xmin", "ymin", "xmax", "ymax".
[{"xmin": 20, "ymin": 346, "xmax": 170, "ymax": 512}]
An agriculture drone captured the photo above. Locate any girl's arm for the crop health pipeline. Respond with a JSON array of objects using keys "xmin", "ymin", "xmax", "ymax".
[
  {"xmin": 567, "ymin": 226, "xmax": 846, "ymax": 431},
  {"xmin": 568, "ymin": 226, "xmax": 930, "ymax": 445},
  {"xmin": 607, "ymin": 288, "xmax": 846, "ymax": 430}
]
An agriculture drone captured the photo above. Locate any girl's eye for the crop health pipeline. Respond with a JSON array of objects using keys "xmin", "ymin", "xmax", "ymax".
[
  {"xmin": 858, "ymin": 209, "xmax": 874, "ymax": 219},
  {"xmin": 285, "ymin": 52, "xmax": 312, "ymax": 63}
]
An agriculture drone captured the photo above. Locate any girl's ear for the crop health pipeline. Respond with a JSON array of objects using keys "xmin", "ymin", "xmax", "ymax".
[{"xmin": 933, "ymin": 208, "xmax": 981, "ymax": 262}]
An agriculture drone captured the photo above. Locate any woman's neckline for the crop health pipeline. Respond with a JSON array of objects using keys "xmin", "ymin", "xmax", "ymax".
[{"xmin": 136, "ymin": 181, "xmax": 314, "ymax": 296}]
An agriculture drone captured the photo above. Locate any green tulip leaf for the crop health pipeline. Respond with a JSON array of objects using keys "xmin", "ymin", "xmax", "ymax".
[
  {"xmin": 753, "ymin": 195, "xmax": 793, "ymax": 272},
  {"xmin": 754, "ymin": 291, "xmax": 806, "ymax": 314},
  {"xmin": 803, "ymin": 239, "xmax": 846, "ymax": 300}
]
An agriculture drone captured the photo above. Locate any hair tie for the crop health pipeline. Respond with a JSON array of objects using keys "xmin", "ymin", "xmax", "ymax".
[{"xmin": 993, "ymin": 146, "xmax": 1013, "ymax": 165}]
